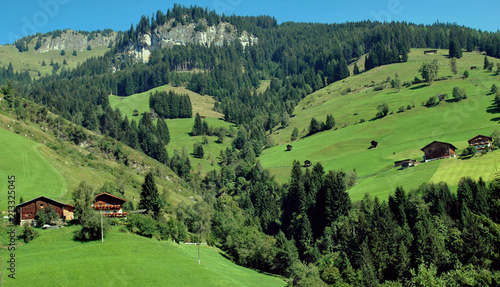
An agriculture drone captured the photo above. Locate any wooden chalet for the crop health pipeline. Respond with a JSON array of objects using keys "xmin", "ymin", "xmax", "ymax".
[
  {"xmin": 15, "ymin": 196, "xmax": 74, "ymax": 226},
  {"xmin": 394, "ymin": 159, "xmax": 417, "ymax": 169},
  {"xmin": 468, "ymin": 135, "xmax": 492, "ymax": 151},
  {"xmin": 470, "ymin": 66, "xmax": 478, "ymax": 70},
  {"xmin": 424, "ymin": 50, "xmax": 438, "ymax": 54},
  {"xmin": 93, "ymin": 192, "xmax": 128, "ymax": 218},
  {"xmin": 421, "ymin": 141, "xmax": 458, "ymax": 162}
]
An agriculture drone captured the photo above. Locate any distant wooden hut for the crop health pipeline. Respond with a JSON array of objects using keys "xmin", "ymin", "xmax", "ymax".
[
  {"xmin": 470, "ymin": 66, "xmax": 478, "ymax": 70},
  {"xmin": 394, "ymin": 159, "xmax": 417, "ymax": 169},
  {"xmin": 286, "ymin": 144, "xmax": 293, "ymax": 151},
  {"xmin": 304, "ymin": 160, "xmax": 312, "ymax": 167},
  {"xmin": 424, "ymin": 50, "xmax": 437, "ymax": 55},
  {"xmin": 133, "ymin": 110, "xmax": 139, "ymax": 116}
]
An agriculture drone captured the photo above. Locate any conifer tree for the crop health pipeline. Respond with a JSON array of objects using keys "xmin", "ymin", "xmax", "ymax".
[
  {"xmin": 448, "ymin": 38, "xmax": 462, "ymax": 58},
  {"xmin": 353, "ymin": 62, "xmax": 360, "ymax": 75},
  {"xmin": 139, "ymin": 172, "xmax": 164, "ymax": 219},
  {"xmin": 192, "ymin": 112, "xmax": 203, "ymax": 136},
  {"xmin": 156, "ymin": 118, "xmax": 170, "ymax": 145}
]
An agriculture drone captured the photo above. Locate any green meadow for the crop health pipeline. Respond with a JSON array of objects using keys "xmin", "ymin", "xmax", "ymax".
[
  {"xmin": 0, "ymin": 128, "xmax": 66, "ymax": 212},
  {"xmin": 261, "ymin": 49, "xmax": 500, "ymax": 200},
  {"xmin": 0, "ymin": 226, "xmax": 285, "ymax": 287},
  {"xmin": 0, "ymin": 112, "xmax": 196, "ymax": 214}
]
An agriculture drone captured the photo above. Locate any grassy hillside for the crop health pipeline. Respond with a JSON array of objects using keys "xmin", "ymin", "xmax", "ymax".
[
  {"xmin": 261, "ymin": 49, "xmax": 500, "ymax": 200},
  {"xmin": 0, "ymin": 104, "xmax": 196, "ymax": 214},
  {"xmin": 0, "ymin": 127, "xmax": 66, "ymax": 212},
  {"xmin": 110, "ymin": 85, "xmax": 236, "ymax": 175},
  {"xmin": 0, "ymin": 226, "xmax": 285, "ymax": 286},
  {"xmin": 0, "ymin": 44, "xmax": 109, "ymax": 78}
]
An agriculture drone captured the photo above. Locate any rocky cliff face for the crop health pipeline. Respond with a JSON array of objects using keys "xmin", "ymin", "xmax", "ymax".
[
  {"xmin": 121, "ymin": 19, "xmax": 258, "ymax": 63},
  {"xmin": 35, "ymin": 29, "xmax": 117, "ymax": 53}
]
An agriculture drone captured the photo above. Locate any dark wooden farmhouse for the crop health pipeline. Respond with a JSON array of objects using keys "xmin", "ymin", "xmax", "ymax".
[
  {"xmin": 394, "ymin": 159, "xmax": 417, "ymax": 169},
  {"xmin": 468, "ymin": 135, "xmax": 492, "ymax": 151},
  {"xmin": 470, "ymin": 66, "xmax": 478, "ymax": 70},
  {"xmin": 15, "ymin": 196, "xmax": 74, "ymax": 226},
  {"xmin": 421, "ymin": 141, "xmax": 458, "ymax": 162},
  {"xmin": 93, "ymin": 192, "xmax": 128, "ymax": 218},
  {"xmin": 424, "ymin": 50, "xmax": 438, "ymax": 54}
]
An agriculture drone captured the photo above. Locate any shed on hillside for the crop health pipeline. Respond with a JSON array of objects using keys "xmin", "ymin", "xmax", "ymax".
[
  {"xmin": 424, "ymin": 50, "xmax": 438, "ymax": 54},
  {"xmin": 394, "ymin": 159, "xmax": 417, "ymax": 169},
  {"xmin": 304, "ymin": 160, "xmax": 312, "ymax": 167}
]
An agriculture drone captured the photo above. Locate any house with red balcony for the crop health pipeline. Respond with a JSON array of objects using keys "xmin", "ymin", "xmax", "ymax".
[
  {"xmin": 93, "ymin": 192, "xmax": 128, "ymax": 218},
  {"xmin": 468, "ymin": 135, "xmax": 492, "ymax": 152}
]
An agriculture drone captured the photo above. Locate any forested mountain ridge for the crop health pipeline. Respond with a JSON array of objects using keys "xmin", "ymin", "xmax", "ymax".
[{"xmin": 3, "ymin": 4, "xmax": 500, "ymax": 285}]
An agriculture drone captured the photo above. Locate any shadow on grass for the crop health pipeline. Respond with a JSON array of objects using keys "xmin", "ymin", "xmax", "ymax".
[
  {"xmin": 486, "ymin": 104, "xmax": 499, "ymax": 115},
  {"xmin": 409, "ymin": 84, "xmax": 427, "ymax": 90}
]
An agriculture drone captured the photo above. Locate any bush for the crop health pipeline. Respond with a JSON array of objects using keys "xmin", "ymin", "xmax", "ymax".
[
  {"xmin": 17, "ymin": 224, "xmax": 40, "ymax": 243},
  {"xmin": 398, "ymin": 106, "xmax": 405, "ymax": 113},
  {"xmin": 74, "ymin": 210, "xmax": 109, "ymax": 241},
  {"xmin": 373, "ymin": 84, "xmax": 385, "ymax": 91},
  {"xmin": 412, "ymin": 76, "xmax": 423, "ymax": 84},
  {"xmin": 425, "ymin": 96, "xmax": 439, "ymax": 107},
  {"xmin": 375, "ymin": 103, "xmax": 389, "ymax": 118},
  {"xmin": 452, "ymin": 86, "xmax": 467, "ymax": 101},
  {"xmin": 127, "ymin": 213, "xmax": 161, "ymax": 239},
  {"xmin": 437, "ymin": 93, "xmax": 448, "ymax": 101},
  {"xmin": 35, "ymin": 206, "xmax": 60, "ymax": 226},
  {"xmin": 460, "ymin": 146, "xmax": 477, "ymax": 159}
]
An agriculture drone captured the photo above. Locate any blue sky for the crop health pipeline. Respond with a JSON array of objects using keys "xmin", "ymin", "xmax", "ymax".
[{"xmin": 1, "ymin": 0, "xmax": 498, "ymax": 44}]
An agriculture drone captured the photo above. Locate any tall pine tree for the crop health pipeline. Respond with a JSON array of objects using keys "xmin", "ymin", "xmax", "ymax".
[{"xmin": 139, "ymin": 172, "xmax": 165, "ymax": 219}]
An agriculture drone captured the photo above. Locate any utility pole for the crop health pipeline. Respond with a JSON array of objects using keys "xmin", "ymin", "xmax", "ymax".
[
  {"xmin": 100, "ymin": 209, "xmax": 104, "ymax": 244},
  {"xmin": 198, "ymin": 231, "xmax": 201, "ymax": 264}
]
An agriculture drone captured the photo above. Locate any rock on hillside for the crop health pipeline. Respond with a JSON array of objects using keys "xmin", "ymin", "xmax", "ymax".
[
  {"xmin": 120, "ymin": 19, "xmax": 258, "ymax": 63},
  {"xmin": 35, "ymin": 29, "xmax": 117, "ymax": 53}
]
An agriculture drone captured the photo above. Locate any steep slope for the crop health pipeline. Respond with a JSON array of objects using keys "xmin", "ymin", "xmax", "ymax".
[
  {"xmin": 0, "ymin": 94, "xmax": 195, "ymax": 213},
  {"xmin": 260, "ymin": 49, "xmax": 500, "ymax": 199}
]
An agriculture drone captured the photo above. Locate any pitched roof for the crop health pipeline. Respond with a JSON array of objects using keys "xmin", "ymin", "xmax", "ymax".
[
  {"xmin": 421, "ymin": 141, "xmax": 458, "ymax": 151},
  {"xmin": 15, "ymin": 196, "xmax": 74, "ymax": 209},
  {"xmin": 468, "ymin": 135, "xmax": 492, "ymax": 143},
  {"xmin": 94, "ymin": 192, "xmax": 126, "ymax": 203}
]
